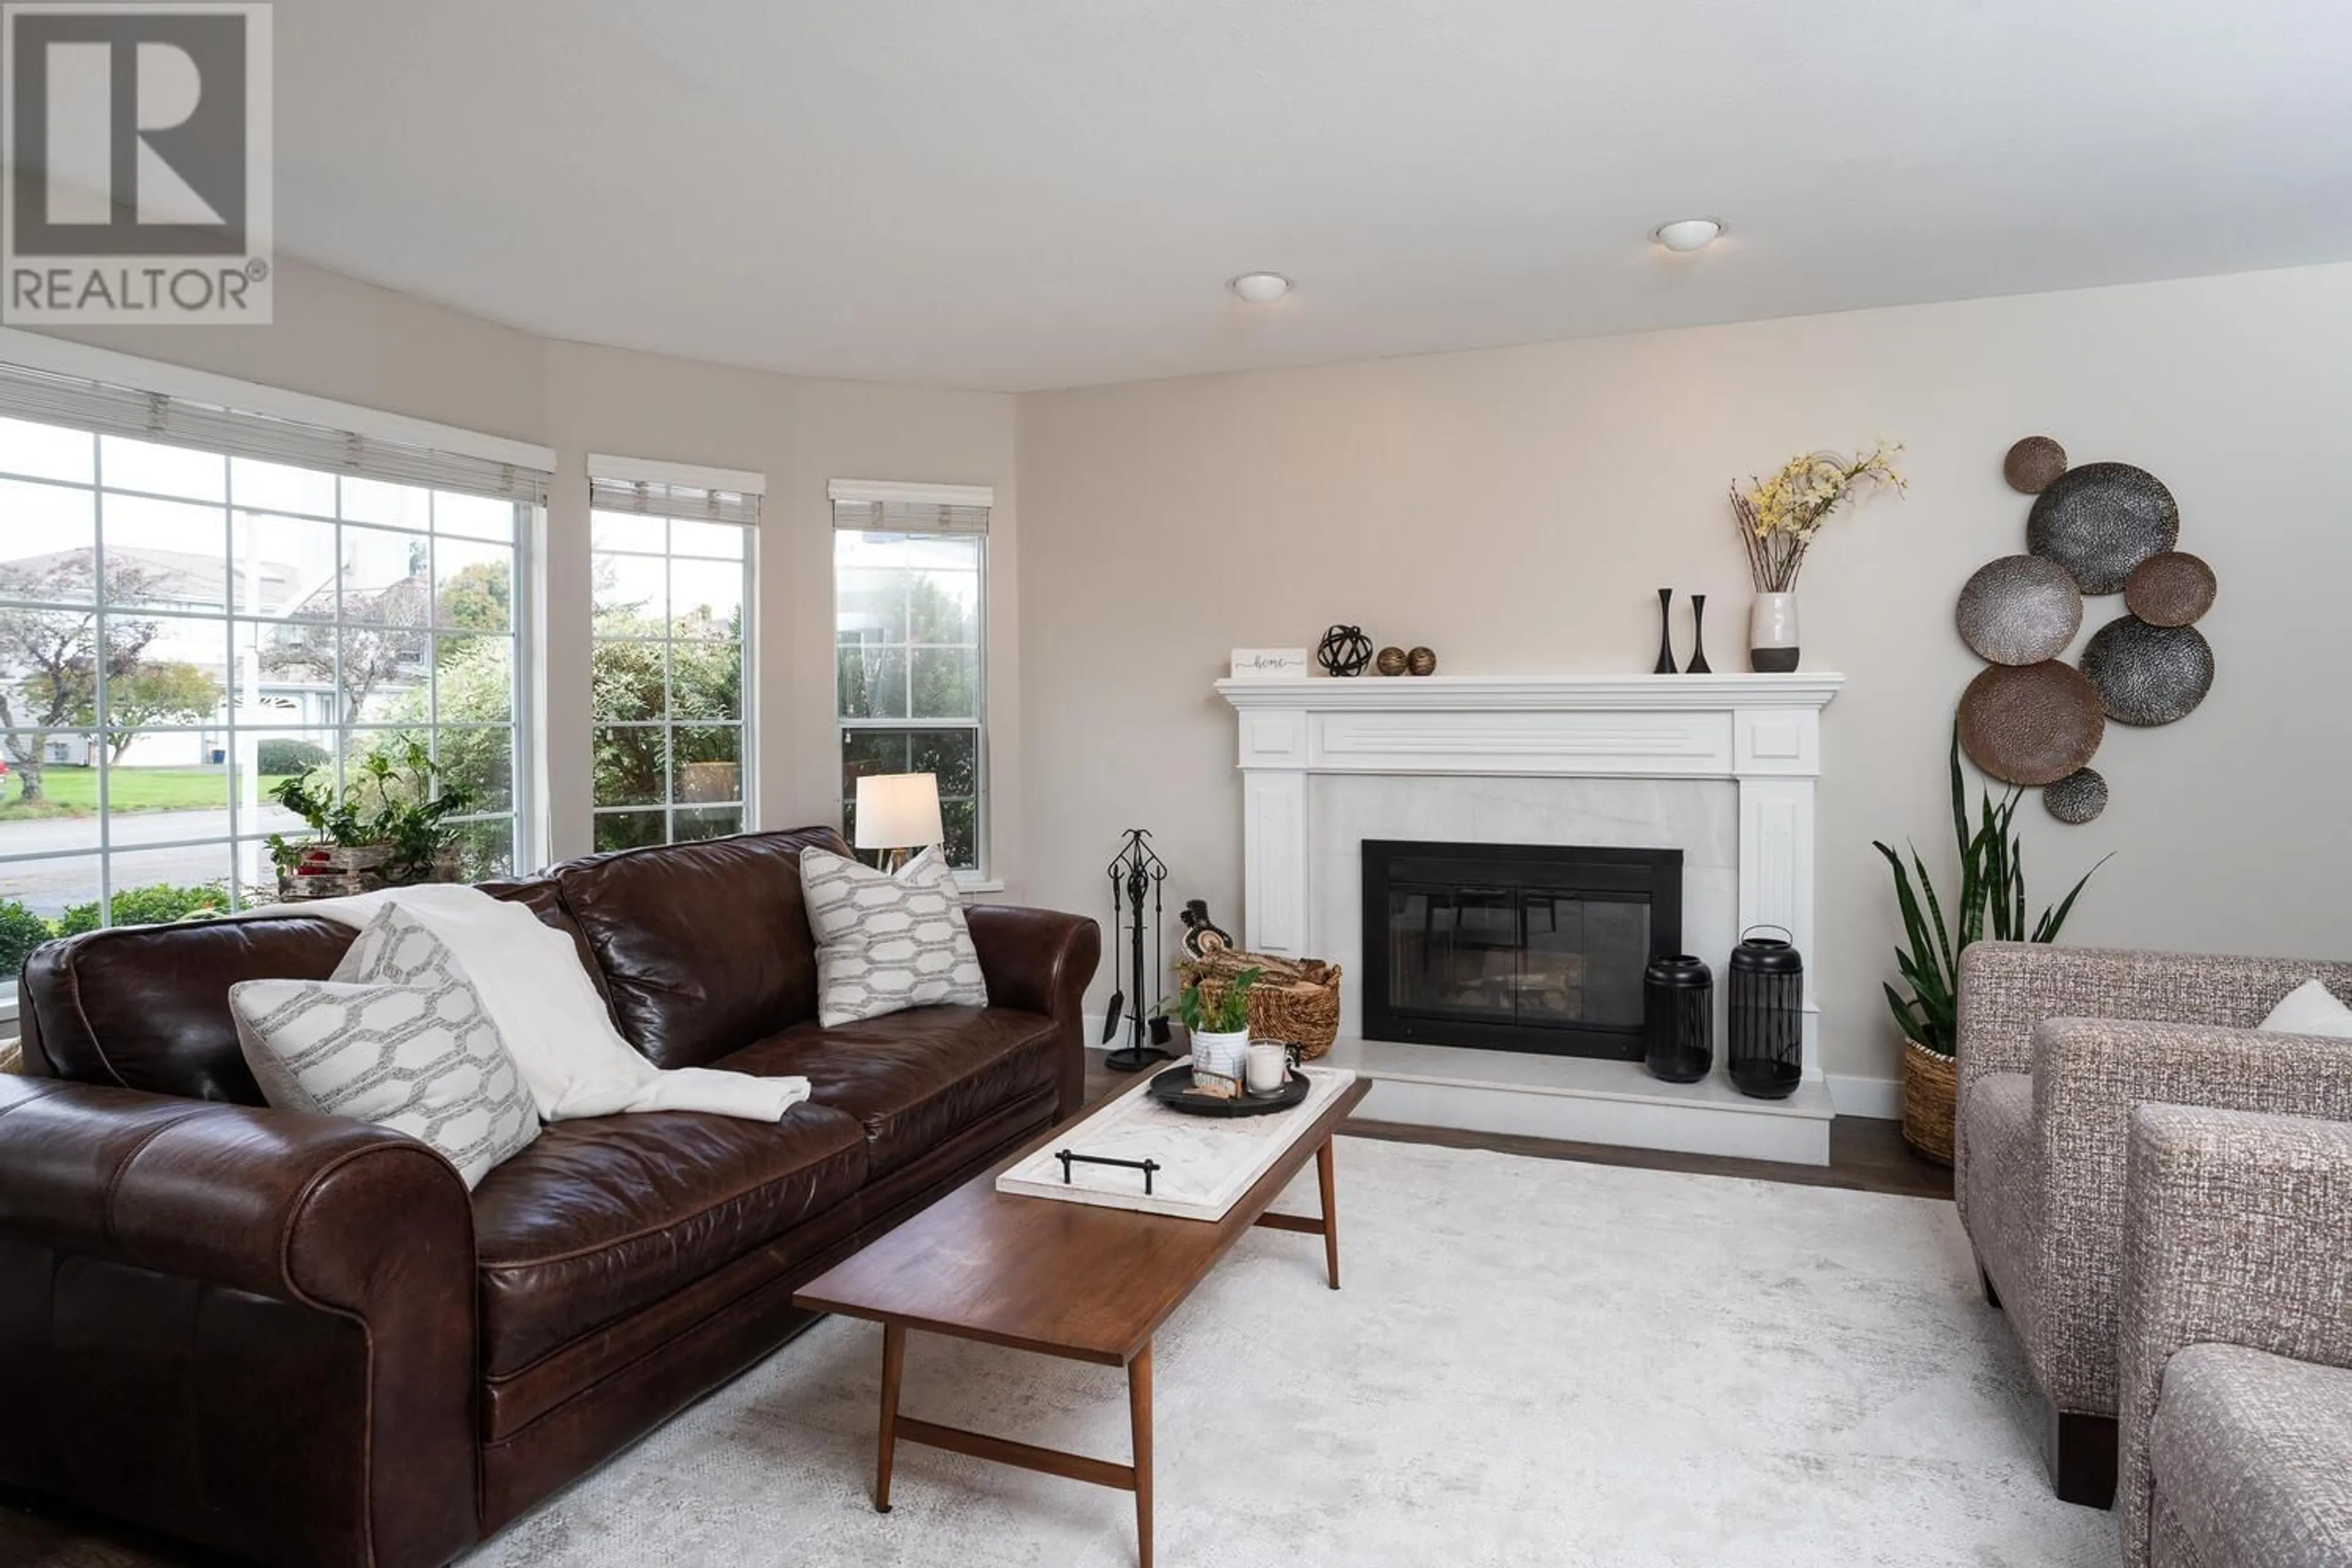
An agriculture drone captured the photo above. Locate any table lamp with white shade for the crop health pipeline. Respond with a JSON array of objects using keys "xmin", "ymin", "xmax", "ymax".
[{"xmin": 854, "ymin": 772, "xmax": 943, "ymax": 871}]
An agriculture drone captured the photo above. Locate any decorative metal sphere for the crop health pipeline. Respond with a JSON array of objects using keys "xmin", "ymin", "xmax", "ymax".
[
  {"xmin": 1374, "ymin": 645, "xmax": 1407, "ymax": 676},
  {"xmin": 1406, "ymin": 646, "xmax": 1437, "ymax": 676},
  {"xmin": 1316, "ymin": 624, "xmax": 1374, "ymax": 677}
]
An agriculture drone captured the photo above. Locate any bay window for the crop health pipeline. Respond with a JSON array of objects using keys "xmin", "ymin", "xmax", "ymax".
[{"xmin": 0, "ymin": 353, "xmax": 548, "ymax": 989}]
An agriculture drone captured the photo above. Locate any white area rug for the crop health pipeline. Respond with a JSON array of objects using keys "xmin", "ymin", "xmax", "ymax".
[{"xmin": 466, "ymin": 1136, "xmax": 2113, "ymax": 1567}]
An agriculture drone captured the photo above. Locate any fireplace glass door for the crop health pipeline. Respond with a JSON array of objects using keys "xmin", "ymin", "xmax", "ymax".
[{"xmin": 1361, "ymin": 842, "xmax": 1681, "ymax": 1059}]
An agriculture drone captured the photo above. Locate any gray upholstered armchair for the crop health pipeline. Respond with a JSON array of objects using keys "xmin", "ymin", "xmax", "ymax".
[
  {"xmin": 2117, "ymin": 1106, "xmax": 2352, "ymax": 1567},
  {"xmin": 1954, "ymin": 941, "xmax": 2352, "ymax": 1506}
]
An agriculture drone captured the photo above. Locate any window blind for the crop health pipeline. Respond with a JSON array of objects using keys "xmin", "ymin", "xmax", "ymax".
[
  {"xmin": 830, "ymin": 499, "xmax": 990, "ymax": 535},
  {"xmin": 588, "ymin": 475, "xmax": 761, "ymax": 526},
  {"xmin": 827, "ymin": 480, "xmax": 993, "ymax": 536},
  {"xmin": 0, "ymin": 360, "xmax": 551, "ymax": 504}
]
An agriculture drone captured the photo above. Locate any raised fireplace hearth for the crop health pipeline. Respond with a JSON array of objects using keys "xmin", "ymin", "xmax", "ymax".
[
  {"xmin": 1362, "ymin": 840, "xmax": 1681, "ymax": 1060},
  {"xmin": 1215, "ymin": 673, "xmax": 1844, "ymax": 1165}
]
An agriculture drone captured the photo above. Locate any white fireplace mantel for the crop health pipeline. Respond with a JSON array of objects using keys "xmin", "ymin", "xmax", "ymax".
[
  {"xmin": 1213, "ymin": 671, "xmax": 1846, "ymax": 1164},
  {"xmin": 1215, "ymin": 672, "xmax": 1847, "ymax": 716}
]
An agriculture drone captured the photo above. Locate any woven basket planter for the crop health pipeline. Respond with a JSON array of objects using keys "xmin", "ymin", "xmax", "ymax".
[
  {"xmin": 1177, "ymin": 950, "xmax": 1343, "ymax": 1060},
  {"xmin": 1901, "ymin": 1040, "xmax": 1958, "ymax": 1166},
  {"xmin": 276, "ymin": 843, "xmax": 464, "ymax": 901}
]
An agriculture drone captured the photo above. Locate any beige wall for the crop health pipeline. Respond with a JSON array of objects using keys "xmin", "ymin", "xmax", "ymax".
[
  {"xmin": 33, "ymin": 258, "xmax": 1023, "ymax": 885},
  {"xmin": 537, "ymin": 342, "xmax": 1018, "ymax": 875},
  {"xmin": 39, "ymin": 253, "xmax": 2352, "ymax": 1089},
  {"xmin": 1016, "ymin": 262, "xmax": 2352, "ymax": 1091},
  {"xmin": 37, "ymin": 258, "xmax": 552, "ymax": 446}
]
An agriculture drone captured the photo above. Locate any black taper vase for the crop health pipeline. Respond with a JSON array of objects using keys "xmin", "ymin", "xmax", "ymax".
[
  {"xmin": 1687, "ymin": 594, "xmax": 1712, "ymax": 674},
  {"xmin": 1653, "ymin": 587, "xmax": 1677, "ymax": 674}
]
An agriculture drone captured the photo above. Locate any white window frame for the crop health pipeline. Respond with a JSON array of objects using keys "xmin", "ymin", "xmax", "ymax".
[
  {"xmin": 587, "ymin": 455, "xmax": 762, "ymax": 851},
  {"xmin": 0, "ymin": 333, "xmax": 555, "ymax": 1027},
  {"xmin": 0, "ymin": 431, "xmax": 538, "ymax": 904},
  {"xmin": 830, "ymin": 480, "xmax": 993, "ymax": 886}
]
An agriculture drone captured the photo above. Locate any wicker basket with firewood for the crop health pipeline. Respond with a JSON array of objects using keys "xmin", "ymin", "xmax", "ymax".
[{"xmin": 1175, "ymin": 948, "xmax": 1343, "ymax": 1059}]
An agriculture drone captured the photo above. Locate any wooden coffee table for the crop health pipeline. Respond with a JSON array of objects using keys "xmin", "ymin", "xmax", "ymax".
[{"xmin": 794, "ymin": 1073, "xmax": 1371, "ymax": 1568}]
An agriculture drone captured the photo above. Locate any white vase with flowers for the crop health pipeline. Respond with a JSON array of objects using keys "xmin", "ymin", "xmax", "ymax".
[{"xmin": 1732, "ymin": 442, "xmax": 1905, "ymax": 671}]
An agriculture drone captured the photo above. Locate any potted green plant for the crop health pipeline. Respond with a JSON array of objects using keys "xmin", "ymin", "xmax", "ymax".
[
  {"xmin": 1875, "ymin": 722, "xmax": 2106, "ymax": 1163},
  {"xmin": 266, "ymin": 739, "xmax": 477, "ymax": 899},
  {"xmin": 1167, "ymin": 965, "xmax": 1262, "ymax": 1095}
]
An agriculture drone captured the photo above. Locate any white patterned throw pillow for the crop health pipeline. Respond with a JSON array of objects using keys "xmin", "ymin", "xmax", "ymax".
[
  {"xmin": 2260, "ymin": 979, "xmax": 2352, "ymax": 1039},
  {"xmin": 801, "ymin": 845, "xmax": 988, "ymax": 1026},
  {"xmin": 228, "ymin": 905, "xmax": 540, "ymax": 1188}
]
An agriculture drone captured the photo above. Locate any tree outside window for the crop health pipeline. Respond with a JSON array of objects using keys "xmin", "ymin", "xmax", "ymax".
[
  {"xmin": 587, "ymin": 507, "xmax": 753, "ymax": 851},
  {"xmin": 0, "ymin": 417, "xmax": 528, "ymax": 957},
  {"xmin": 837, "ymin": 529, "xmax": 984, "ymax": 871}
]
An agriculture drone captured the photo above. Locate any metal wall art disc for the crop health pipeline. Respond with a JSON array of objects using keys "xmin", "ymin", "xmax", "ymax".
[
  {"xmin": 2003, "ymin": 435, "xmax": 2068, "ymax": 495},
  {"xmin": 2081, "ymin": 614, "xmax": 2214, "ymax": 726},
  {"xmin": 2124, "ymin": 551, "xmax": 2217, "ymax": 628},
  {"xmin": 2026, "ymin": 462, "xmax": 2180, "ymax": 595},
  {"xmin": 2043, "ymin": 767, "xmax": 2108, "ymax": 825},
  {"xmin": 1956, "ymin": 554, "xmax": 2084, "ymax": 665},
  {"xmin": 1958, "ymin": 660, "xmax": 2106, "ymax": 786}
]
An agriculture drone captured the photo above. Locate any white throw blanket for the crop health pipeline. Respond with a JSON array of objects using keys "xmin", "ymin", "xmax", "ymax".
[{"xmin": 282, "ymin": 884, "xmax": 810, "ymax": 1123}]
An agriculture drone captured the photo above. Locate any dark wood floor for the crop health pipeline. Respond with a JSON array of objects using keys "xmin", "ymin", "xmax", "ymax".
[
  {"xmin": 1082, "ymin": 1053, "xmax": 1953, "ymax": 1201},
  {"xmin": 2, "ymin": 1061, "xmax": 1949, "ymax": 1566},
  {"xmin": 1343, "ymin": 1114, "xmax": 1953, "ymax": 1199}
]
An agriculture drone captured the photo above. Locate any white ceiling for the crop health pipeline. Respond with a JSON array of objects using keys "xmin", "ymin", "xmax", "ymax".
[{"xmin": 274, "ymin": 0, "xmax": 2352, "ymax": 392}]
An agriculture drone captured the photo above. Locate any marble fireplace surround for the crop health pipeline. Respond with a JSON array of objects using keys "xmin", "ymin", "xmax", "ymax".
[{"xmin": 1214, "ymin": 673, "xmax": 1844, "ymax": 1165}]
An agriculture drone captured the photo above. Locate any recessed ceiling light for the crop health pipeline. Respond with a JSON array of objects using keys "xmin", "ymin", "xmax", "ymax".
[
  {"xmin": 1229, "ymin": 272, "xmax": 1292, "ymax": 303},
  {"xmin": 1654, "ymin": 218, "xmax": 1724, "ymax": 254}
]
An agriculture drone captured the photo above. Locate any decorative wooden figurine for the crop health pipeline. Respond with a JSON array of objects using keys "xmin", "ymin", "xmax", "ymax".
[{"xmin": 1178, "ymin": 898, "xmax": 1233, "ymax": 959}]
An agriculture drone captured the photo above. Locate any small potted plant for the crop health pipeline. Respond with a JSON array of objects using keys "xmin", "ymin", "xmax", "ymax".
[
  {"xmin": 1168, "ymin": 965, "xmax": 1262, "ymax": 1097},
  {"xmin": 267, "ymin": 739, "xmax": 476, "ymax": 899}
]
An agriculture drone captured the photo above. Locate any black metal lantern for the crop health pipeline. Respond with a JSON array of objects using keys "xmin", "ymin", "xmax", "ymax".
[
  {"xmin": 1727, "ymin": 926, "xmax": 1804, "ymax": 1099},
  {"xmin": 1642, "ymin": 954, "xmax": 1713, "ymax": 1084}
]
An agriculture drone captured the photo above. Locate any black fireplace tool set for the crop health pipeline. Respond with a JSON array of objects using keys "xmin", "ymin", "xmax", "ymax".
[{"xmin": 1101, "ymin": 828, "xmax": 1176, "ymax": 1072}]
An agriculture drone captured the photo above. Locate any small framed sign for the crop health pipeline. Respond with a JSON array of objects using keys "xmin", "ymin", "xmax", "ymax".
[{"xmin": 1230, "ymin": 647, "xmax": 1310, "ymax": 679}]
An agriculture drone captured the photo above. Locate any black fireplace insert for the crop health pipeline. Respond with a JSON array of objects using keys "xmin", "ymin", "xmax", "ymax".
[{"xmin": 1360, "ymin": 840, "xmax": 1683, "ymax": 1059}]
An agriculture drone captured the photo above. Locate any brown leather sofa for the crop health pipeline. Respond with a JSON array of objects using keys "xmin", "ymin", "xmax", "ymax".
[{"xmin": 0, "ymin": 826, "xmax": 1099, "ymax": 1568}]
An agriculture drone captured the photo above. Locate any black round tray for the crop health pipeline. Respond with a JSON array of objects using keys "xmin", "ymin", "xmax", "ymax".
[{"xmin": 1147, "ymin": 1064, "xmax": 1309, "ymax": 1118}]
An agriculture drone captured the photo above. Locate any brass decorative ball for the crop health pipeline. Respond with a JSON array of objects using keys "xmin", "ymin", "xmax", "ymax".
[
  {"xmin": 1406, "ymin": 646, "xmax": 1437, "ymax": 676},
  {"xmin": 1374, "ymin": 646, "xmax": 1408, "ymax": 676}
]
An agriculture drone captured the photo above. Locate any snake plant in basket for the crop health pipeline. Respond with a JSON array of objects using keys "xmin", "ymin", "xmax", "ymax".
[{"xmin": 1875, "ymin": 722, "xmax": 2107, "ymax": 1163}]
